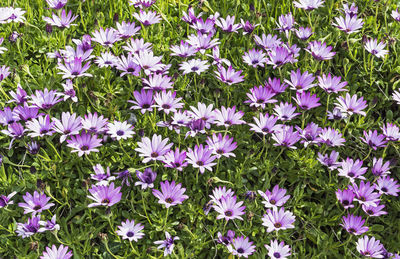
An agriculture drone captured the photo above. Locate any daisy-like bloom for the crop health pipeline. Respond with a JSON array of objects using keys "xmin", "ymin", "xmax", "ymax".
[
  {"xmin": 82, "ymin": 112, "xmax": 108, "ymax": 133},
  {"xmin": 135, "ymin": 134, "xmax": 173, "ymax": 163},
  {"xmin": 371, "ymin": 157, "xmax": 391, "ymax": 177},
  {"xmin": 374, "ymin": 176, "xmax": 399, "ymax": 196},
  {"xmin": 107, "ymin": 121, "xmax": 134, "ymax": 140},
  {"xmin": 248, "ymin": 113, "xmax": 279, "ymax": 135},
  {"xmin": 91, "ymin": 164, "xmax": 115, "ymax": 186},
  {"xmin": 179, "ymin": 59, "xmax": 209, "ymax": 75},
  {"xmin": 129, "ymin": 89, "xmax": 154, "ymax": 114},
  {"xmin": 227, "ymin": 236, "xmax": 256, "ymax": 258},
  {"xmin": 188, "ymin": 102, "xmax": 215, "ymax": 128},
  {"xmin": 272, "ymin": 125, "xmax": 301, "ymax": 149},
  {"xmin": 262, "ymin": 207, "xmax": 295, "ymax": 232},
  {"xmin": 0, "ymin": 65, "xmax": 10, "ymax": 81},
  {"xmin": 116, "ymin": 21, "xmax": 140, "ymax": 39},
  {"xmin": 185, "ymin": 119, "xmax": 206, "ymax": 138},
  {"xmin": 258, "ymin": 185, "xmax": 290, "ymax": 209},
  {"xmin": 116, "ymin": 53, "xmax": 141, "ymax": 77},
  {"xmin": 215, "ymin": 66, "xmax": 244, "ymax": 85},
  {"xmin": 364, "ymin": 39, "xmax": 388, "ymax": 59},
  {"xmin": 276, "ymin": 13, "xmax": 295, "ymax": 37},
  {"xmin": 294, "ymin": 0, "xmax": 324, "ymax": 10},
  {"xmin": 338, "ymin": 158, "xmax": 367, "ymax": 182},
  {"xmin": 46, "ymin": 0, "xmax": 68, "ymax": 9},
  {"xmin": 319, "ymin": 127, "xmax": 345, "ymax": 146},
  {"xmin": 296, "ymin": 122, "xmax": 322, "ymax": 147},
  {"xmin": 240, "ymin": 19, "xmax": 259, "ymax": 35},
  {"xmin": 333, "ymin": 14, "xmax": 364, "ymax": 34},
  {"xmin": 26, "ymin": 115, "xmax": 55, "ymax": 138},
  {"xmin": 190, "ymin": 18, "xmax": 216, "ymax": 34},
  {"xmin": 295, "ymin": 27, "xmax": 313, "ymax": 40},
  {"xmin": 0, "ymin": 107, "xmax": 19, "ymax": 125},
  {"xmin": 217, "ymin": 230, "xmax": 236, "ymax": 245},
  {"xmin": 381, "ymin": 123, "xmax": 400, "ymax": 141},
  {"xmin": 242, "ymin": 48, "xmax": 267, "ymax": 68},
  {"xmin": 342, "ymin": 3, "xmax": 358, "ymax": 17},
  {"xmin": 91, "ymin": 28, "xmax": 120, "ymax": 47},
  {"xmin": 43, "ymin": 9, "xmax": 78, "ymax": 28},
  {"xmin": 206, "ymin": 133, "xmax": 237, "ymax": 159},
  {"xmin": 152, "ymin": 181, "xmax": 188, "ymax": 208},
  {"xmin": 361, "ymin": 130, "xmax": 387, "ymax": 150},
  {"xmin": 0, "ymin": 37, "xmax": 7, "ymax": 54},
  {"xmin": 317, "ymin": 150, "xmax": 340, "ymax": 170},
  {"xmin": 265, "ymin": 239, "xmax": 291, "ymax": 259},
  {"xmin": 362, "ymin": 203, "xmax": 387, "ymax": 217},
  {"xmin": 265, "ymin": 77, "xmax": 288, "ymax": 94},
  {"xmin": 356, "ymin": 236, "xmax": 384, "ymax": 258},
  {"xmin": 129, "ymin": 0, "xmax": 156, "ymax": 8},
  {"xmin": 392, "ymin": 8, "xmax": 400, "ymax": 21},
  {"xmin": 38, "ymin": 215, "xmax": 60, "ymax": 232},
  {"xmin": 142, "ymin": 74, "xmax": 173, "ymax": 91},
  {"xmin": 209, "ymin": 186, "xmax": 235, "ymax": 204},
  {"xmin": 1, "ymin": 7, "xmax": 26, "ymax": 23},
  {"xmin": 213, "ymin": 195, "xmax": 245, "ymax": 221},
  {"xmin": 254, "ymin": 33, "xmax": 282, "ymax": 50},
  {"xmin": 123, "ymin": 38, "xmax": 153, "ymax": 54},
  {"xmin": 294, "ymin": 91, "xmax": 321, "ymax": 110},
  {"xmin": 29, "ymin": 88, "xmax": 62, "ymax": 110},
  {"xmin": 8, "ymin": 84, "xmax": 27, "ymax": 104},
  {"xmin": 1, "ymin": 122, "xmax": 25, "ymax": 141},
  {"xmin": 186, "ymin": 144, "xmax": 217, "ymax": 174},
  {"xmin": 335, "ymin": 93, "xmax": 367, "ymax": 116},
  {"xmin": 87, "ymin": 183, "xmax": 122, "ymax": 207},
  {"xmin": 186, "ymin": 32, "xmax": 220, "ymax": 54},
  {"xmin": 66, "ymin": 132, "xmax": 102, "ymax": 157},
  {"xmin": 40, "ymin": 244, "xmax": 72, "ymax": 259},
  {"xmin": 135, "ymin": 168, "xmax": 157, "ymax": 189},
  {"xmin": 244, "ymin": 85, "xmax": 277, "ymax": 109},
  {"xmin": 154, "ymin": 232, "xmax": 179, "ymax": 257},
  {"xmin": 285, "ymin": 69, "xmax": 315, "ymax": 92},
  {"xmin": 16, "ymin": 216, "xmax": 40, "ymax": 238},
  {"xmin": 52, "ymin": 112, "xmax": 82, "ymax": 142},
  {"xmin": 215, "ymin": 15, "xmax": 241, "ymax": 33},
  {"xmin": 274, "ymin": 102, "xmax": 300, "ymax": 121},
  {"xmin": 327, "ymin": 107, "xmax": 347, "ymax": 120},
  {"xmin": 213, "ymin": 106, "xmax": 245, "ymax": 127},
  {"xmin": 18, "ymin": 191, "xmax": 54, "ymax": 215},
  {"xmin": 116, "ymin": 219, "xmax": 145, "ymax": 242},
  {"xmin": 133, "ymin": 50, "xmax": 164, "ymax": 76},
  {"xmin": 153, "ymin": 91, "xmax": 183, "ymax": 114},
  {"xmin": 350, "ymin": 181, "xmax": 381, "ymax": 207},
  {"xmin": 27, "ymin": 141, "xmax": 40, "ymax": 155},
  {"xmin": 133, "ymin": 10, "xmax": 161, "ymax": 26},
  {"xmin": 60, "ymin": 80, "xmax": 77, "ymax": 102},
  {"xmin": 306, "ymin": 41, "xmax": 336, "ymax": 61},
  {"xmin": 95, "ymin": 52, "xmax": 119, "ymax": 68},
  {"xmin": 57, "ymin": 57, "xmax": 92, "ymax": 79},
  {"xmin": 336, "ymin": 188, "xmax": 355, "ymax": 209},
  {"xmin": 0, "ymin": 191, "xmax": 17, "ymax": 208},
  {"xmin": 341, "ymin": 214, "xmax": 369, "ymax": 235},
  {"xmin": 170, "ymin": 40, "xmax": 197, "ymax": 58},
  {"xmin": 318, "ymin": 73, "xmax": 348, "ymax": 94},
  {"xmin": 393, "ymin": 90, "xmax": 400, "ymax": 105},
  {"xmin": 182, "ymin": 6, "xmax": 202, "ymax": 24},
  {"xmin": 163, "ymin": 148, "xmax": 188, "ymax": 171}
]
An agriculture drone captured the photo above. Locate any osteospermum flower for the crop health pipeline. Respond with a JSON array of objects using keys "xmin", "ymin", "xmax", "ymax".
[
  {"xmin": 227, "ymin": 236, "xmax": 256, "ymax": 258},
  {"xmin": 318, "ymin": 73, "xmax": 348, "ymax": 94},
  {"xmin": 336, "ymin": 188, "xmax": 355, "ymax": 209},
  {"xmin": 142, "ymin": 74, "xmax": 173, "ymax": 91},
  {"xmin": 52, "ymin": 112, "xmax": 82, "ymax": 142},
  {"xmin": 18, "ymin": 191, "xmax": 54, "ymax": 215},
  {"xmin": 213, "ymin": 106, "xmax": 245, "ymax": 127},
  {"xmin": 135, "ymin": 134, "xmax": 173, "ymax": 163},
  {"xmin": 123, "ymin": 38, "xmax": 152, "ymax": 54},
  {"xmin": 170, "ymin": 40, "xmax": 197, "ymax": 58},
  {"xmin": 294, "ymin": 0, "xmax": 324, "ymax": 10},
  {"xmin": 240, "ymin": 19, "xmax": 259, "ymax": 35},
  {"xmin": 361, "ymin": 130, "xmax": 387, "ymax": 150},
  {"xmin": 8, "ymin": 84, "xmax": 27, "ymax": 104},
  {"xmin": 262, "ymin": 207, "xmax": 295, "ymax": 232},
  {"xmin": 341, "ymin": 214, "xmax": 369, "ymax": 235},
  {"xmin": 274, "ymin": 102, "xmax": 300, "ymax": 121},
  {"xmin": 163, "ymin": 148, "xmax": 188, "ymax": 171},
  {"xmin": 82, "ymin": 112, "xmax": 108, "ymax": 133},
  {"xmin": 350, "ymin": 181, "xmax": 381, "ymax": 207},
  {"xmin": 91, "ymin": 28, "xmax": 120, "ymax": 47},
  {"xmin": 209, "ymin": 186, "xmax": 235, "ymax": 204},
  {"xmin": 26, "ymin": 115, "xmax": 55, "ymax": 138},
  {"xmin": 338, "ymin": 158, "xmax": 367, "ymax": 182},
  {"xmin": 133, "ymin": 50, "xmax": 164, "ymax": 75},
  {"xmin": 57, "ymin": 57, "xmax": 92, "ymax": 79},
  {"xmin": 154, "ymin": 232, "xmax": 179, "ymax": 257},
  {"xmin": 116, "ymin": 21, "xmax": 141, "ymax": 38},
  {"xmin": 116, "ymin": 53, "xmax": 141, "ymax": 77},
  {"xmin": 356, "ymin": 236, "xmax": 384, "ymax": 258},
  {"xmin": 296, "ymin": 122, "xmax": 322, "ymax": 147},
  {"xmin": 381, "ymin": 123, "xmax": 400, "ymax": 141},
  {"xmin": 107, "ymin": 121, "xmax": 134, "ymax": 140},
  {"xmin": 258, "ymin": 185, "xmax": 290, "ymax": 209},
  {"xmin": 213, "ymin": 195, "xmax": 245, "ymax": 221},
  {"xmin": 215, "ymin": 15, "xmax": 241, "ymax": 33},
  {"xmin": 179, "ymin": 59, "xmax": 210, "ymax": 75},
  {"xmin": 244, "ymin": 85, "xmax": 277, "ymax": 109},
  {"xmin": 60, "ymin": 80, "xmax": 77, "ymax": 102},
  {"xmin": 214, "ymin": 66, "xmax": 244, "ymax": 85},
  {"xmin": 95, "ymin": 52, "xmax": 119, "ymax": 68},
  {"xmin": 66, "ymin": 132, "xmax": 102, "ymax": 156},
  {"xmin": 265, "ymin": 239, "xmax": 291, "ymax": 259},
  {"xmin": 153, "ymin": 91, "xmax": 183, "ymax": 114},
  {"xmin": 16, "ymin": 216, "xmax": 40, "ymax": 238},
  {"xmin": 29, "ymin": 88, "xmax": 62, "ymax": 110},
  {"xmin": 38, "ymin": 215, "xmax": 59, "ymax": 232},
  {"xmin": 91, "ymin": 164, "xmax": 115, "ymax": 186},
  {"xmin": 272, "ymin": 125, "xmax": 301, "ymax": 149},
  {"xmin": 129, "ymin": 89, "xmax": 154, "ymax": 114},
  {"xmin": 87, "ymin": 183, "xmax": 122, "ymax": 207},
  {"xmin": 248, "ymin": 113, "xmax": 279, "ymax": 135},
  {"xmin": 133, "ymin": 10, "xmax": 161, "ymax": 26},
  {"xmin": 1, "ymin": 122, "xmax": 25, "ymax": 141},
  {"xmin": 43, "ymin": 9, "xmax": 78, "ymax": 28},
  {"xmin": 306, "ymin": 41, "xmax": 336, "ymax": 60},
  {"xmin": 266, "ymin": 77, "xmax": 288, "ymax": 94},
  {"xmin": 46, "ymin": 0, "xmax": 68, "ymax": 9},
  {"xmin": 364, "ymin": 39, "xmax": 388, "ymax": 59},
  {"xmin": 276, "ymin": 13, "xmax": 295, "ymax": 37},
  {"xmin": 191, "ymin": 18, "xmax": 216, "ymax": 34},
  {"xmin": 188, "ymin": 102, "xmax": 215, "ymax": 128},
  {"xmin": 362, "ymin": 203, "xmax": 387, "ymax": 217},
  {"xmin": 317, "ymin": 150, "xmax": 340, "ymax": 170},
  {"xmin": 333, "ymin": 14, "xmax": 364, "ymax": 34},
  {"xmin": 285, "ymin": 69, "xmax": 315, "ymax": 92},
  {"xmin": 0, "ymin": 65, "xmax": 10, "ymax": 81},
  {"xmin": 254, "ymin": 33, "xmax": 282, "ymax": 50},
  {"xmin": 186, "ymin": 32, "xmax": 220, "ymax": 54},
  {"xmin": 319, "ymin": 127, "xmax": 345, "ymax": 146},
  {"xmin": 242, "ymin": 48, "xmax": 267, "ymax": 68},
  {"xmin": 116, "ymin": 219, "xmax": 145, "ymax": 242},
  {"xmin": 294, "ymin": 91, "xmax": 320, "ymax": 110},
  {"xmin": 40, "ymin": 244, "xmax": 72, "ymax": 259},
  {"xmin": 206, "ymin": 133, "xmax": 237, "ymax": 159},
  {"xmin": 335, "ymin": 93, "xmax": 367, "ymax": 116},
  {"xmin": 374, "ymin": 176, "xmax": 400, "ymax": 196},
  {"xmin": 135, "ymin": 168, "xmax": 157, "ymax": 189},
  {"xmin": 0, "ymin": 191, "xmax": 17, "ymax": 208},
  {"xmin": 152, "ymin": 181, "xmax": 188, "ymax": 208},
  {"xmin": 371, "ymin": 157, "xmax": 391, "ymax": 177},
  {"xmin": 392, "ymin": 8, "xmax": 400, "ymax": 21}
]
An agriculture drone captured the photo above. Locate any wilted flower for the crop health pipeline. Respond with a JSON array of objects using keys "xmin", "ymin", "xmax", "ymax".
[
  {"xmin": 0, "ymin": 191, "xmax": 17, "ymax": 208},
  {"xmin": 317, "ymin": 150, "xmax": 340, "ymax": 170},
  {"xmin": 135, "ymin": 168, "xmax": 157, "ymax": 189},
  {"xmin": 154, "ymin": 232, "xmax": 179, "ymax": 257},
  {"xmin": 16, "ymin": 216, "xmax": 40, "ymax": 238}
]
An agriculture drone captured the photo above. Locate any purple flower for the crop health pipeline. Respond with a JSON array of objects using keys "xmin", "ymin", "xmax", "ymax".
[
  {"xmin": 306, "ymin": 41, "xmax": 336, "ymax": 60},
  {"xmin": 16, "ymin": 215, "xmax": 40, "ymax": 238},
  {"xmin": 152, "ymin": 180, "xmax": 188, "ymax": 208},
  {"xmin": 294, "ymin": 91, "xmax": 320, "ymax": 110},
  {"xmin": 338, "ymin": 158, "xmax": 367, "ymax": 182},
  {"xmin": 265, "ymin": 77, "xmax": 288, "ymax": 94},
  {"xmin": 52, "ymin": 112, "xmax": 82, "ymax": 142},
  {"xmin": 0, "ymin": 191, "xmax": 17, "ymax": 208},
  {"xmin": 133, "ymin": 50, "xmax": 164, "ymax": 76},
  {"xmin": 18, "ymin": 191, "xmax": 54, "ymax": 215},
  {"xmin": 15, "ymin": 103, "xmax": 41, "ymax": 121},
  {"xmin": 91, "ymin": 27, "xmax": 120, "ymax": 47},
  {"xmin": 213, "ymin": 106, "xmax": 245, "ymax": 127},
  {"xmin": 214, "ymin": 66, "xmax": 244, "ymax": 85},
  {"xmin": 26, "ymin": 115, "xmax": 55, "ymax": 138},
  {"xmin": 154, "ymin": 232, "xmax": 179, "ymax": 257},
  {"xmin": 350, "ymin": 181, "xmax": 381, "ymax": 207},
  {"xmin": 182, "ymin": 6, "xmax": 202, "ymax": 24},
  {"xmin": 116, "ymin": 53, "xmax": 141, "ymax": 77},
  {"xmin": 209, "ymin": 186, "xmax": 235, "ymax": 204},
  {"xmin": 66, "ymin": 132, "xmax": 102, "ymax": 156},
  {"xmin": 392, "ymin": 8, "xmax": 400, "ymax": 21},
  {"xmin": 295, "ymin": 27, "xmax": 313, "ymax": 40},
  {"xmin": 135, "ymin": 168, "xmax": 157, "ymax": 189},
  {"xmin": 8, "ymin": 84, "xmax": 27, "ymax": 104},
  {"xmin": 217, "ymin": 230, "xmax": 235, "ymax": 245},
  {"xmin": 170, "ymin": 40, "xmax": 197, "ymax": 58},
  {"xmin": 107, "ymin": 121, "xmax": 135, "ymax": 140},
  {"xmin": 0, "ymin": 65, "xmax": 11, "ymax": 81},
  {"xmin": 240, "ymin": 19, "xmax": 259, "ymax": 35},
  {"xmin": 91, "ymin": 164, "xmax": 115, "ymax": 186},
  {"xmin": 116, "ymin": 219, "xmax": 145, "ymax": 242},
  {"xmin": 342, "ymin": 3, "xmax": 358, "ymax": 17},
  {"xmin": 186, "ymin": 144, "xmax": 217, "ymax": 174},
  {"xmin": 374, "ymin": 176, "xmax": 399, "ymax": 196},
  {"xmin": 296, "ymin": 122, "xmax": 322, "ymax": 147},
  {"xmin": 40, "ymin": 244, "xmax": 72, "ymax": 259},
  {"xmin": 285, "ymin": 69, "xmax": 315, "ymax": 92},
  {"xmin": 249, "ymin": 113, "xmax": 279, "ymax": 135},
  {"xmin": 274, "ymin": 102, "xmax": 300, "ymax": 121},
  {"xmin": 179, "ymin": 58, "xmax": 210, "ymax": 75},
  {"xmin": 227, "ymin": 236, "xmax": 256, "ymax": 258},
  {"xmin": 95, "ymin": 52, "xmax": 119, "ymax": 68},
  {"xmin": 114, "ymin": 170, "xmax": 133, "ymax": 187},
  {"xmin": 336, "ymin": 188, "xmax": 355, "ymax": 209},
  {"xmin": 258, "ymin": 185, "xmax": 290, "ymax": 209},
  {"xmin": 142, "ymin": 74, "xmax": 173, "ymax": 91},
  {"xmin": 272, "ymin": 125, "xmax": 300, "ymax": 149},
  {"xmin": 341, "ymin": 214, "xmax": 369, "ymax": 235},
  {"xmin": 29, "ymin": 88, "xmax": 62, "ymax": 110},
  {"xmin": 333, "ymin": 14, "xmax": 364, "ymax": 34},
  {"xmin": 356, "ymin": 236, "xmax": 384, "ymax": 258},
  {"xmin": 213, "ymin": 195, "xmax": 245, "ymax": 221},
  {"xmin": 362, "ymin": 203, "xmax": 387, "ymax": 217},
  {"xmin": 294, "ymin": 0, "xmax": 324, "ymax": 10},
  {"xmin": 129, "ymin": 89, "xmax": 154, "ymax": 114},
  {"xmin": 129, "ymin": 0, "xmax": 156, "ymax": 8},
  {"xmin": 135, "ymin": 134, "xmax": 173, "ymax": 163},
  {"xmin": 190, "ymin": 18, "xmax": 216, "ymax": 35},
  {"xmin": 123, "ymin": 38, "xmax": 152, "ymax": 54},
  {"xmin": 60, "ymin": 80, "xmax": 77, "ymax": 102},
  {"xmin": 206, "ymin": 133, "xmax": 237, "ymax": 159},
  {"xmin": 364, "ymin": 39, "xmax": 388, "ymax": 58},
  {"xmin": 87, "ymin": 183, "xmax": 122, "ymax": 207},
  {"xmin": 188, "ymin": 103, "xmax": 215, "ymax": 128},
  {"xmin": 206, "ymin": 46, "xmax": 231, "ymax": 67},
  {"xmin": 82, "ymin": 112, "xmax": 108, "ymax": 133},
  {"xmin": 335, "ymin": 93, "xmax": 367, "ymax": 116},
  {"xmin": 265, "ymin": 239, "xmax": 291, "ymax": 259},
  {"xmin": 43, "ymin": 9, "xmax": 78, "ymax": 28},
  {"xmin": 319, "ymin": 127, "xmax": 345, "ymax": 147},
  {"xmin": 1, "ymin": 122, "xmax": 25, "ymax": 141},
  {"xmin": 317, "ymin": 150, "xmax": 340, "ymax": 170},
  {"xmin": 133, "ymin": 10, "xmax": 161, "ymax": 26},
  {"xmin": 266, "ymin": 45, "xmax": 292, "ymax": 68},
  {"xmin": 186, "ymin": 32, "xmax": 220, "ymax": 54},
  {"xmin": 244, "ymin": 85, "xmax": 277, "ymax": 109},
  {"xmin": 318, "ymin": 73, "xmax": 348, "ymax": 94},
  {"xmin": 153, "ymin": 91, "xmax": 183, "ymax": 114},
  {"xmin": 254, "ymin": 33, "xmax": 282, "ymax": 50},
  {"xmin": 163, "ymin": 148, "xmax": 188, "ymax": 171},
  {"xmin": 371, "ymin": 157, "xmax": 391, "ymax": 177},
  {"xmin": 215, "ymin": 15, "xmax": 241, "ymax": 33},
  {"xmin": 361, "ymin": 130, "xmax": 387, "ymax": 150},
  {"xmin": 116, "ymin": 21, "xmax": 141, "ymax": 39},
  {"xmin": 0, "ymin": 107, "xmax": 19, "ymax": 125},
  {"xmin": 242, "ymin": 48, "xmax": 267, "ymax": 68},
  {"xmin": 381, "ymin": 123, "xmax": 400, "ymax": 141},
  {"xmin": 27, "ymin": 141, "xmax": 40, "ymax": 155},
  {"xmin": 262, "ymin": 207, "xmax": 295, "ymax": 232},
  {"xmin": 276, "ymin": 13, "xmax": 296, "ymax": 37},
  {"xmin": 57, "ymin": 57, "xmax": 92, "ymax": 79},
  {"xmin": 38, "ymin": 214, "xmax": 60, "ymax": 232},
  {"xmin": 46, "ymin": 0, "xmax": 68, "ymax": 9}
]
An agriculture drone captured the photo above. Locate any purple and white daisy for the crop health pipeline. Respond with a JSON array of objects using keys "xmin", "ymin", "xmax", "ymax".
[
  {"xmin": 294, "ymin": 0, "xmax": 324, "ymax": 10},
  {"xmin": 163, "ymin": 148, "xmax": 188, "ymax": 171},
  {"xmin": 154, "ymin": 232, "xmax": 179, "ymax": 257},
  {"xmin": 16, "ymin": 216, "xmax": 40, "ymax": 238},
  {"xmin": 186, "ymin": 144, "xmax": 217, "ymax": 174},
  {"xmin": 29, "ymin": 88, "xmax": 62, "ymax": 110},
  {"xmin": 91, "ymin": 27, "xmax": 120, "ymax": 47},
  {"xmin": 0, "ymin": 191, "xmax": 17, "ymax": 208},
  {"xmin": 285, "ymin": 69, "xmax": 315, "ymax": 92},
  {"xmin": 265, "ymin": 239, "xmax": 291, "ymax": 259},
  {"xmin": 87, "ymin": 183, "xmax": 122, "ymax": 207},
  {"xmin": 317, "ymin": 150, "xmax": 340, "ymax": 170},
  {"xmin": 258, "ymin": 185, "xmax": 290, "ymax": 209},
  {"xmin": 374, "ymin": 176, "xmax": 399, "ymax": 196},
  {"xmin": 133, "ymin": 10, "xmax": 161, "ymax": 26},
  {"xmin": 26, "ymin": 115, "xmax": 55, "ymax": 138},
  {"xmin": 356, "ymin": 236, "xmax": 384, "ymax": 258},
  {"xmin": 129, "ymin": 89, "xmax": 154, "ymax": 114},
  {"xmin": 213, "ymin": 195, "xmax": 245, "ymax": 221},
  {"xmin": 43, "ymin": 9, "xmax": 78, "ymax": 28},
  {"xmin": 40, "ymin": 245, "xmax": 72, "ymax": 259},
  {"xmin": 18, "ymin": 191, "xmax": 54, "ymax": 215},
  {"xmin": 153, "ymin": 91, "xmax": 184, "ymax": 114},
  {"xmin": 52, "ymin": 112, "xmax": 82, "ymax": 142},
  {"xmin": 179, "ymin": 59, "xmax": 210, "ymax": 75},
  {"xmin": 272, "ymin": 125, "xmax": 301, "ymax": 149},
  {"xmin": 364, "ymin": 39, "xmax": 388, "ymax": 59},
  {"xmin": 336, "ymin": 188, "xmax": 355, "ymax": 209},
  {"xmin": 206, "ymin": 133, "xmax": 237, "ymax": 159},
  {"xmin": 213, "ymin": 106, "xmax": 245, "ymax": 127},
  {"xmin": 107, "ymin": 121, "xmax": 135, "ymax": 140},
  {"xmin": 248, "ymin": 113, "xmax": 279, "ymax": 135},
  {"xmin": 66, "ymin": 132, "xmax": 102, "ymax": 156},
  {"xmin": 227, "ymin": 236, "xmax": 256, "ymax": 258},
  {"xmin": 81, "ymin": 112, "xmax": 108, "ymax": 133},
  {"xmin": 135, "ymin": 134, "xmax": 173, "ymax": 163},
  {"xmin": 214, "ymin": 66, "xmax": 244, "ymax": 85},
  {"xmin": 135, "ymin": 168, "xmax": 157, "ymax": 189},
  {"xmin": 341, "ymin": 214, "xmax": 369, "ymax": 235},
  {"xmin": 335, "ymin": 93, "xmax": 367, "ymax": 116},
  {"xmin": 244, "ymin": 85, "xmax": 277, "ymax": 109},
  {"xmin": 152, "ymin": 180, "xmax": 188, "ymax": 208},
  {"xmin": 116, "ymin": 219, "xmax": 145, "ymax": 242},
  {"xmin": 242, "ymin": 49, "xmax": 267, "ymax": 68},
  {"xmin": 319, "ymin": 127, "xmax": 345, "ymax": 147},
  {"xmin": 262, "ymin": 207, "xmax": 296, "ymax": 232},
  {"xmin": 318, "ymin": 73, "xmax": 348, "ymax": 94},
  {"xmin": 306, "ymin": 41, "xmax": 336, "ymax": 61},
  {"xmin": 333, "ymin": 14, "xmax": 364, "ymax": 34},
  {"xmin": 338, "ymin": 158, "xmax": 367, "ymax": 182}
]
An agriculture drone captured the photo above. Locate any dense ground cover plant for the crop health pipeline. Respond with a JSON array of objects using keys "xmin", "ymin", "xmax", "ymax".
[{"xmin": 0, "ymin": 0, "xmax": 400, "ymax": 258}]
